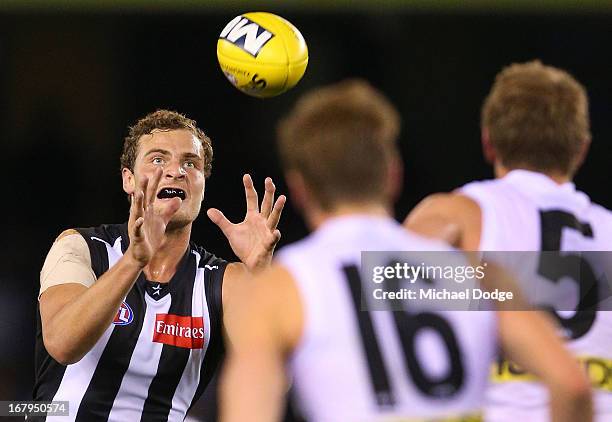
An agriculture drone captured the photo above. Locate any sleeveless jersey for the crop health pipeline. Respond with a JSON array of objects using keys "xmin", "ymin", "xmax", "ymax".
[
  {"xmin": 277, "ymin": 215, "xmax": 497, "ymax": 422},
  {"xmin": 33, "ymin": 223, "xmax": 227, "ymax": 422},
  {"xmin": 460, "ymin": 169, "xmax": 612, "ymax": 421}
]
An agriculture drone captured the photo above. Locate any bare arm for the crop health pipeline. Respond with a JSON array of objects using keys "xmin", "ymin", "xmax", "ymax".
[
  {"xmin": 220, "ymin": 265, "xmax": 303, "ymax": 422},
  {"xmin": 498, "ymin": 311, "xmax": 593, "ymax": 422},
  {"xmin": 475, "ymin": 238, "xmax": 592, "ymax": 420},
  {"xmin": 40, "ymin": 253, "xmax": 144, "ymax": 364},
  {"xmin": 40, "ymin": 167, "xmax": 180, "ymax": 364},
  {"xmin": 404, "ymin": 193, "xmax": 482, "ymax": 250},
  {"xmin": 218, "ymin": 175, "xmax": 287, "ymax": 347}
]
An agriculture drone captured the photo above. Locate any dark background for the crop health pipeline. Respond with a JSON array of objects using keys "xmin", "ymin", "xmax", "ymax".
[{"xmin": 1, "ymin": 3, "xmax": 611, "ymax": 419}]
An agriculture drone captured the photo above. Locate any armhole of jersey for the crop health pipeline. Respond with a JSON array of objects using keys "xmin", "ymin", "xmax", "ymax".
[
  {"xmin": 276, "ymin": 253, "xmax": 314, "ymax": 363},
  {"xmin": 204, "ymin": 258, "xmax": 228, "ymax": 331},
  {"xmin": 459, "ymin": 187, "xmax": 491, "ymax": 251},
  {"xmin": 75, "ymin": 228, "xmax": 110, "ymax": 278}
]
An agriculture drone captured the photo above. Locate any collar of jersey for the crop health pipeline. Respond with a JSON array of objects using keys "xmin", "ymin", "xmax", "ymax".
[
  {"xmin": 137, "ymin": 244, "xmax": 193, "ymax": 300},
  {"xmin": 314, "ymin": 214, "xmax": 399, "ymax": 239},
  {"xmin": 503, "ymin": 169, "xmax": 577, "ymax": 193}
]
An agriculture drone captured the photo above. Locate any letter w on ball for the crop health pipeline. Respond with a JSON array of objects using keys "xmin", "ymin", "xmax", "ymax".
[{"xmin": 219, "ymin": 15, "xmax": 274, "ymax": 56}]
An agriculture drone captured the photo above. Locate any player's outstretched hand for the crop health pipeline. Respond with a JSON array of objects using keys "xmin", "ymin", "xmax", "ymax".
[
  {"xmin": 207, "ymin": 174, "xmax": 286, "ymax": 272},
  {"xmin": 126, "ymin": 167, "xmax": 182, "ymax": 267}
]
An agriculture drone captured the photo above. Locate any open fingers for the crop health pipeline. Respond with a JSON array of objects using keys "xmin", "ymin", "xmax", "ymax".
[
  {"xmin": 161, "ymin": 197, "xmax": 182, "ymax": 222},
  {"xmin": 260, "ymin": 177, "xmax": 275, "ymax": 218},
  {"xmin": 146, "ymin": 167, "xmax": 163, "ymax": 207},
  {"xmin": 267, "ymin": 195, "xmax": 286, "ymax": 230},
  {"xmin": 132, "ymin": 216, "xmax": 145, "ymax": 239},
  {"xmin": 243, "ymin": 174, "xmax": 259, "ymax": 213},
  {"xmin": 272, "ymin": 229, "xmax": 281, "ymax": 246},
  {"xmin": 131, "ymin": 190, "xmax": 145, "ymax": 219},
  {"xmin": 137, "ymin": 174, "xmax": 149, "ymax": 210},
  {"xmin": 207, "ymin": 208, "xmax": 234, "ymax": 237}
]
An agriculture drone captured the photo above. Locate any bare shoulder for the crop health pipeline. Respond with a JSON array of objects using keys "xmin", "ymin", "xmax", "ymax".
[
  {"xmin": 225, "ymin": 264, "xmax": 304, "ymax": 354},
  {"xmin": 252, "ymin": 265, "xmax": 296, "ymax": 294},
  {"xmin": 404, "ymin": 193, "xmax": 482, "ymax": 249},
  {"xmin": 222, "ymin": 263, "xmax": 296, "ymax": 307},
  {"xmin": 408, "ymin": 192, "xmax": 480, "ymax": 218},
  {"xmin": 255, "ymin": 265, "xmax": 304, "ymax": 351},
  {"xmin": 225, "ymin": 264, "xmax": 298, "ymax": 313},
  {"xmin": 222, "ymin": 262, "xmax": 251, "ymax": 309},
  {"xmin": 223, "ymin": 262, "xmax": 250, "ymax": 283}
]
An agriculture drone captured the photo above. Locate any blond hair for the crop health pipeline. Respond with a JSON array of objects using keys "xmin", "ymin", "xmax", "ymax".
[
  {"xmin": 481, "ymin": 60, "xmax": 590, "ymax": 175},
  {"xmin": 277, "ymin": 79, "xmax": 401, "ymax": 209}
]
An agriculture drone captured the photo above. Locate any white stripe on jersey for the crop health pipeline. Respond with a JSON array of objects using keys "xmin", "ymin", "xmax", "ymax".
[
  {"xmin": 49, "ymin": 237, "xmax": 122, "ymax": 421},
  {"xmin": 48, "ymin": 329, "xmax": 116, "ymax": 421},
  {"xmin": 167, "ymin": 251, "xmax": 211, "ymax": 421},
  {"xmin": 107, "ymin": 293, "xmax": 172, "ymax": 422}
]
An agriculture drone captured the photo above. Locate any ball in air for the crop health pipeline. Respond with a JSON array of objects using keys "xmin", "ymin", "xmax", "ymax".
[{"xmin": 217, "ymin": 12, "xmax": 308, "ymax": 98}]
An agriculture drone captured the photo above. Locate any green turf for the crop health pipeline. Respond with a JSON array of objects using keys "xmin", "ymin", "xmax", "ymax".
[{"xmin": 1, "ymin": 0, "xmax": 611, "ymax": 13}]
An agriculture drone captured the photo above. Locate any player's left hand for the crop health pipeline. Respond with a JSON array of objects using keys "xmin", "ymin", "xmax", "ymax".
[{"xmin": 207, "ymin": 174, "xmax": 286, "ymax": 272}]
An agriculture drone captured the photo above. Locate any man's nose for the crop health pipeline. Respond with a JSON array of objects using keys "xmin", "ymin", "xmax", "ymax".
[{"xmin": 164, "ymin": 160, "xmax": 187, "ymax": 178}]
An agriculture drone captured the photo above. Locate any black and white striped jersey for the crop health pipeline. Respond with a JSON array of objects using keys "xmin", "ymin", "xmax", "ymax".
[{"xmin": 33, "ymin": 223, "xmax": 227, "ymax": 422}]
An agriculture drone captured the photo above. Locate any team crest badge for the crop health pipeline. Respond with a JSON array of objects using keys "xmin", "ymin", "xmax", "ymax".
[{"xmin": 113, "ymin": 301, "xmax": 134, "ymax": 326}]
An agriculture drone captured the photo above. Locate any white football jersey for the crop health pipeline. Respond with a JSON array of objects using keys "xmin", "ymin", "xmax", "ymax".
[
  {"xmin": 277, "ymin": 215, "xmax": 497, "ymax": 422},
  {"xmin": 460, "ymin": 169, "xmax": 612, "ymax": 422}
]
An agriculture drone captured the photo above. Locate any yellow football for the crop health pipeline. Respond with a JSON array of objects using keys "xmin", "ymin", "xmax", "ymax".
[{"xmin": 217, "ymin": 12, "xmax": 308, "ymax": 98}]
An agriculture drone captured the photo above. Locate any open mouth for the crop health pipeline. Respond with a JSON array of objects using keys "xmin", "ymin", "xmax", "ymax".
[{"xmin": 157, "ymin": 187, "xmax": 186, "ymax": 200}]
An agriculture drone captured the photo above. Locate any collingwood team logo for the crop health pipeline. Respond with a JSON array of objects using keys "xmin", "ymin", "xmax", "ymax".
[{"xmin": 219, "ymin": 15, "xmax": 274, "ymax": 57}]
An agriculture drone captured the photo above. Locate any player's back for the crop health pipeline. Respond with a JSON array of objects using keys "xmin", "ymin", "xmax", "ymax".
[
  {"xmin": 460, "ymin": 169, "xmax": 612, "ymax": 421},
  {"xmin": 277, "ymin": 215, "xmax": 497, "ymax": 422}
]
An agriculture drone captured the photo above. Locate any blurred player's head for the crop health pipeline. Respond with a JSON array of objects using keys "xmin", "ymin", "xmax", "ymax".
[
  {"xmin": 120, "ymin": 109, "xmax": 213, "ymax": 230},
  {"xmin": 277, "ymin": 79, "xmax": 401, "ymax": 225},
  {"xmin": 481, "ymin": 60, "xmax": 590, "ymax": 179}
]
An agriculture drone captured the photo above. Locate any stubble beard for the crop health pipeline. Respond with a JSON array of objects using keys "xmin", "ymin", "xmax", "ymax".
[{"xmin": 165, "ymin": 202, "xmax": 200, "ymax": 232}]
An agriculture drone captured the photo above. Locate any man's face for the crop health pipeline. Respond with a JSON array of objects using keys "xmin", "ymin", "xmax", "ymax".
[{"xmin": 122, "ymin": 128, "xmax": 206, "ymax": 230}]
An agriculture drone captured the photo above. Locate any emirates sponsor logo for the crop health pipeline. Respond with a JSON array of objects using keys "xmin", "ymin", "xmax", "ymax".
[{"xmin": 153, "ymin": 314, "xmax": 205, "ymax": 349}]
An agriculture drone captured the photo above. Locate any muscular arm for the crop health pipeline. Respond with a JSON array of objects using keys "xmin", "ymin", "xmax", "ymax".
[
  {"xmin": 403, "ymin": 193, "xmax": 482, "ymax": 250},
  {"xmin": 498, "ymin": 311, "xmax": 593, "ymax": 422},
  {"xmin": 40, "ymin": 168, "xmax": 179, "ymax": 365},
  {"xmin": 220, "ymin": 265, "xmax": 303, "ymax": 422},
  {"xmin": 40, "ymin": 235, "xmax": 144, "ymax": 364},
  {"xmin": 220, "ymin": 262, "xmax": 249, "ymax": 350}
]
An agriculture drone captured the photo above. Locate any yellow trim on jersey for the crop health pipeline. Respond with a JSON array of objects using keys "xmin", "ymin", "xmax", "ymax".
[
  {"xmin": 491, "ymin": 356, "xmax": 612, "ymax": 392},
  {"xmin": 381, "ymin": 413, "xmax": 482, "ymax": 422}
]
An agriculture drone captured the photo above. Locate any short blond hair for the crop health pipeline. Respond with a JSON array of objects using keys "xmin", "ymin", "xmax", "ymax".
[
  {"xmin": 481, "ymin": 60, "xmax": 590, "ymax": 175},
  {"xmin": 277, "ymin": 79, "xmax": 401, "ymax": 209}
]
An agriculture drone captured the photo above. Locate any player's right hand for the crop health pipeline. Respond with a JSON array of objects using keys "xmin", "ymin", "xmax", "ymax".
[{"xmin": 126, "ymin": 167, "xmax": 182, "ymax": 267}]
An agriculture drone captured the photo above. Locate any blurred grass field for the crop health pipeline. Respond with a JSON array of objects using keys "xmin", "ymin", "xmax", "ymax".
[{"xmin": 1, "ymin": 0, "xmax": 612, "ymax": 13}]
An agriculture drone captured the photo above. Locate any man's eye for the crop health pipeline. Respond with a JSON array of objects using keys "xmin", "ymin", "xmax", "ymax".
[
  {"xmin": 184, "ymin": 161, "xmax": 196, "ymax": 168},
  {"xmin": 152, "ymin": 157, "xmax": 164, "ymax": 164}
]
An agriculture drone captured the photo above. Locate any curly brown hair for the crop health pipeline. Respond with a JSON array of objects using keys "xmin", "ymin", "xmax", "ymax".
[{"xmin": 121, "ymin": 109, "xmax": 213, "ymax": 177}]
